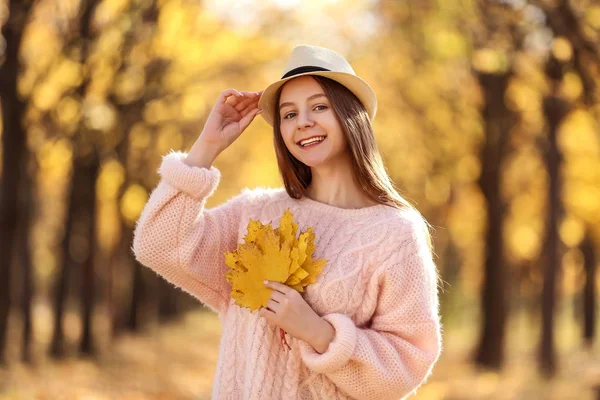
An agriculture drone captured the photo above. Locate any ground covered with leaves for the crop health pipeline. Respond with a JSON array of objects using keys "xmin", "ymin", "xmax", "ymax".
[{"xmin": 0, "ymin": 309, "xmax": 598, "ymax": 399}]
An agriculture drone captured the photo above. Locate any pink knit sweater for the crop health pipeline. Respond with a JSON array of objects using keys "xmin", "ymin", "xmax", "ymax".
[{"xmin": 132, "ymin": 151, "xmax": 442, "ymax": 400}]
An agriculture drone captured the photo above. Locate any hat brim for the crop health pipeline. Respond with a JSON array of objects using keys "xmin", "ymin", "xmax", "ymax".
[{"xmin": 257, "ymin": 71, "xmax": 377, "ymax": 126}]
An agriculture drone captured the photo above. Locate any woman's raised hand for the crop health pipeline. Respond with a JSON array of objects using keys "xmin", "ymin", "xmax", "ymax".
[{"xmin": 199, "ymin": 88, "xmax": 263, "ymax": 154}]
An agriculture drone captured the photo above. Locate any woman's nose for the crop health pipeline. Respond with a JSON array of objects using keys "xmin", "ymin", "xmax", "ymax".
[{"xmin": 296, "ymin": 110, "xmax": 314, "ymax": 129}]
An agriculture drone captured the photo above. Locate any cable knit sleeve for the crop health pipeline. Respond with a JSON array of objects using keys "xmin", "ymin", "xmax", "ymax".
[
  {"xmin": 297, "ymin": 213, "xmax": 443, "ymax": 400},
  {"xmin": 131, "ymin": 150, "xmax": 247, "ymax": 315}
]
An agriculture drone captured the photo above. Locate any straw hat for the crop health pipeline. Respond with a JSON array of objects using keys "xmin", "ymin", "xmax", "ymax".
[{"xmin": 258, "ymin": 45, "xmax": 378, "ymax": 126}]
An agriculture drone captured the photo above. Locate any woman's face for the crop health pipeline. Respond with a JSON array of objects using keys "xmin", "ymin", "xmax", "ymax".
[{"xmin": 278, "ymin": 76, "xmax": 347, "ymax": 168}]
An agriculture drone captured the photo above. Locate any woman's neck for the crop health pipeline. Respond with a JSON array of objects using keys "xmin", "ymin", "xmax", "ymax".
[{"xmin": 305, "ymin": 159, "xmax": 378, "ymax": 210}]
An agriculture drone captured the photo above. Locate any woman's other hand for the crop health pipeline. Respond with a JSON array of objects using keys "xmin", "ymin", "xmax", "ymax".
[{"xmin": 199, "ymin": 88, "xmax": 264, "ymax": 154}]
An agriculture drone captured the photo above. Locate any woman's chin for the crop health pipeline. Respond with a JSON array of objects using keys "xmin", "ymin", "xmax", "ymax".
[
  {"xmin": 292, "ymin": 148, "xmax": 341, "ymax": 168},
  {"xmin": 298, "ymin": 156, "xmax": 327, "ymax": 168}
]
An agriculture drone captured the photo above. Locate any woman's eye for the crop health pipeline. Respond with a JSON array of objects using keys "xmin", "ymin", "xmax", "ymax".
[{"xmin": 283, "ymin": 105, "xmax": 326, "ymax": 120}]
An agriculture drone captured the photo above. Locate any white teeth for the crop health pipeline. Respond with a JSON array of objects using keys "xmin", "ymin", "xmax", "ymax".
[{"xmin": 300, "ymin": 136, "xmax": 325, "ymax": 146}]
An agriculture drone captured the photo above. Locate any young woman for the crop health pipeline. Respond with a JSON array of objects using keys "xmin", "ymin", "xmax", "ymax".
[{"xmin": 132, "ymin": 45, "xmax": 442, "ymax": 400}]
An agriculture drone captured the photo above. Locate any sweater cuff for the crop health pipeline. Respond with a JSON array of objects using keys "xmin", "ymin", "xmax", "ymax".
[
  {"xmin": 298, "ymin": 313, "xmax": 357, "ymax": 374},
  {"xmin": 157, "ymin": 150, "xmax": 221, "ymax": 200}
]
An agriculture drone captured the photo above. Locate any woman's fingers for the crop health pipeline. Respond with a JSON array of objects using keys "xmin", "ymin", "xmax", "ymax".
[
  {"xmin": 269, "ymin": 290, "xmax": 286, "ymax": 303},
  {"xmin": 264, "ymin": 280, "xmax": 293, "ymax": 295},
  {"xmin": 217, "ymin": 88, "xmax": 243, "ymax": 105},
  {"xmin": 238, "ymin": 107, "xmax": 261, "ymax": 131},
  {"xmin": 235, "ymin": 92, "xmax": 260, "ymax": 111},
  {"xmin": 235, "ymin": 97, "xmax": 258, "ymax": 113},
  {"xmin": 239, "ymin": 98, "xmax": 260, "ymax": 116},
  {"xmin": 241, "ymin": 90, "xmax": 261, "ymax": 97},
  {"xmin": 217, "ymin": 89, "xmax": 260, "ymax": 108},
  {"xmin": 266, "ymin": 299, "xmax": 280, "ymax": 312},
  {"xmin": 214, "ymin": 89, "xmax": 262, "ymax": 132}
]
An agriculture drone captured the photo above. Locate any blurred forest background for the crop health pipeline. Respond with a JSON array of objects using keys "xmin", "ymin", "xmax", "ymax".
[{"xmin": 0, "ymin": 0, "xmax": 599, "ymax": 398}]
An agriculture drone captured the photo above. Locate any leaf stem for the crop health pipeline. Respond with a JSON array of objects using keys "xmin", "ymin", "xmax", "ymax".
[{"xmin": 280, "ymin": 328, "xmax": 292, "ymax": 350}]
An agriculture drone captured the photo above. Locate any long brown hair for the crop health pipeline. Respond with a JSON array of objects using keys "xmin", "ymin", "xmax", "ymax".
[{"xmin": 272, "ymin": 75, "xmax": 434, "ymax": 250}]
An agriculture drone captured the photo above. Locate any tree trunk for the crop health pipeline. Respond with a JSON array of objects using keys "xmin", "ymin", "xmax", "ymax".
[
  {"xmin": 127, "ymin": 259, "xmax": 145, "ymax": 332},
  {"xmin": 108, "ymin": 96, "xmax": 144, "ymax": 337},
  {"xmin": 16, "ymin": 154, "xmax": 35, "ymax": 363},
  {"xmin": 108, "ymin": 221, "xmax": 139, "ymax": 336},
  {"xmin": 158, "ymin": 278, "xmax": 178, "ymax": 322},
  {"xmin": 538, "ymin": 55, "xmax": 568, "ymax": 377},
  {"xmin": 0, "ymin": 0, "xmax": 33, "ymax": 365},
  {"xmin": 50, "ymin": 147, "xmax": 100, "ymax": 358},
  {"xmin": 48, "ymin": 0, "xmax": 100, "ymax": 359},
  {"xmin": 78, "ymin": 155, "xmax": 100, "ymax": 356},
  {"xmin": 473, "ymin": 72, "xmax": 513, "ymax": 369},
  {"xmin": 49, "ymin": 208, "xmax": 72, "ymax": 359},
  {"xmin": 107, "ymin": 235, "xmax": 127, "ymax": 337},
  {"xmin": 104, "ymin": 1, "xmax": 164, "ymax": 337},
  {"xmin": 580, "ymin": 228, "xmax": 596, "ymax": 347}
]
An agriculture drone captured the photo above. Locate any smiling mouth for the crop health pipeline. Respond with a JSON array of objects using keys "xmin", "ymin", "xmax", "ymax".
[{"xmin": 297, "ymin": 135, "xmax": 327, "ymax": 147}]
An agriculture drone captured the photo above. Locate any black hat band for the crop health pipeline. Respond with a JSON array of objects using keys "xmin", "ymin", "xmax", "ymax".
[{"xmin": 281, "ymin": 66, "xmax": 331, "ymax": 79}]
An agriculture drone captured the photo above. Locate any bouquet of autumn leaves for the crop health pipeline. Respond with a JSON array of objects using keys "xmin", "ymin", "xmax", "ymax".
[{"xmin": 224, "ymin": 209, "xmax": 327, "ymax": 350}]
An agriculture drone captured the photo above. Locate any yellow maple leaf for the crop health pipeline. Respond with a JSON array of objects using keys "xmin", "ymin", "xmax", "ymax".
[{"xmin": 224, "ymin": 208, "xmax": 327, "ymax": 310}]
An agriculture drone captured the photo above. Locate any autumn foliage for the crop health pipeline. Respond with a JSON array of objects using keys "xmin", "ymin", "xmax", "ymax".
[{"xmin": 225, "ymin": 209, "xmax": 327, "ymax": 311}]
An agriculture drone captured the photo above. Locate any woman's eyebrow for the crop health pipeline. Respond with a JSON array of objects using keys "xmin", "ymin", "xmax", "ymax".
[{"xmin": 279, "ymin": 93, "xmax": 327, "ymax": 110}]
